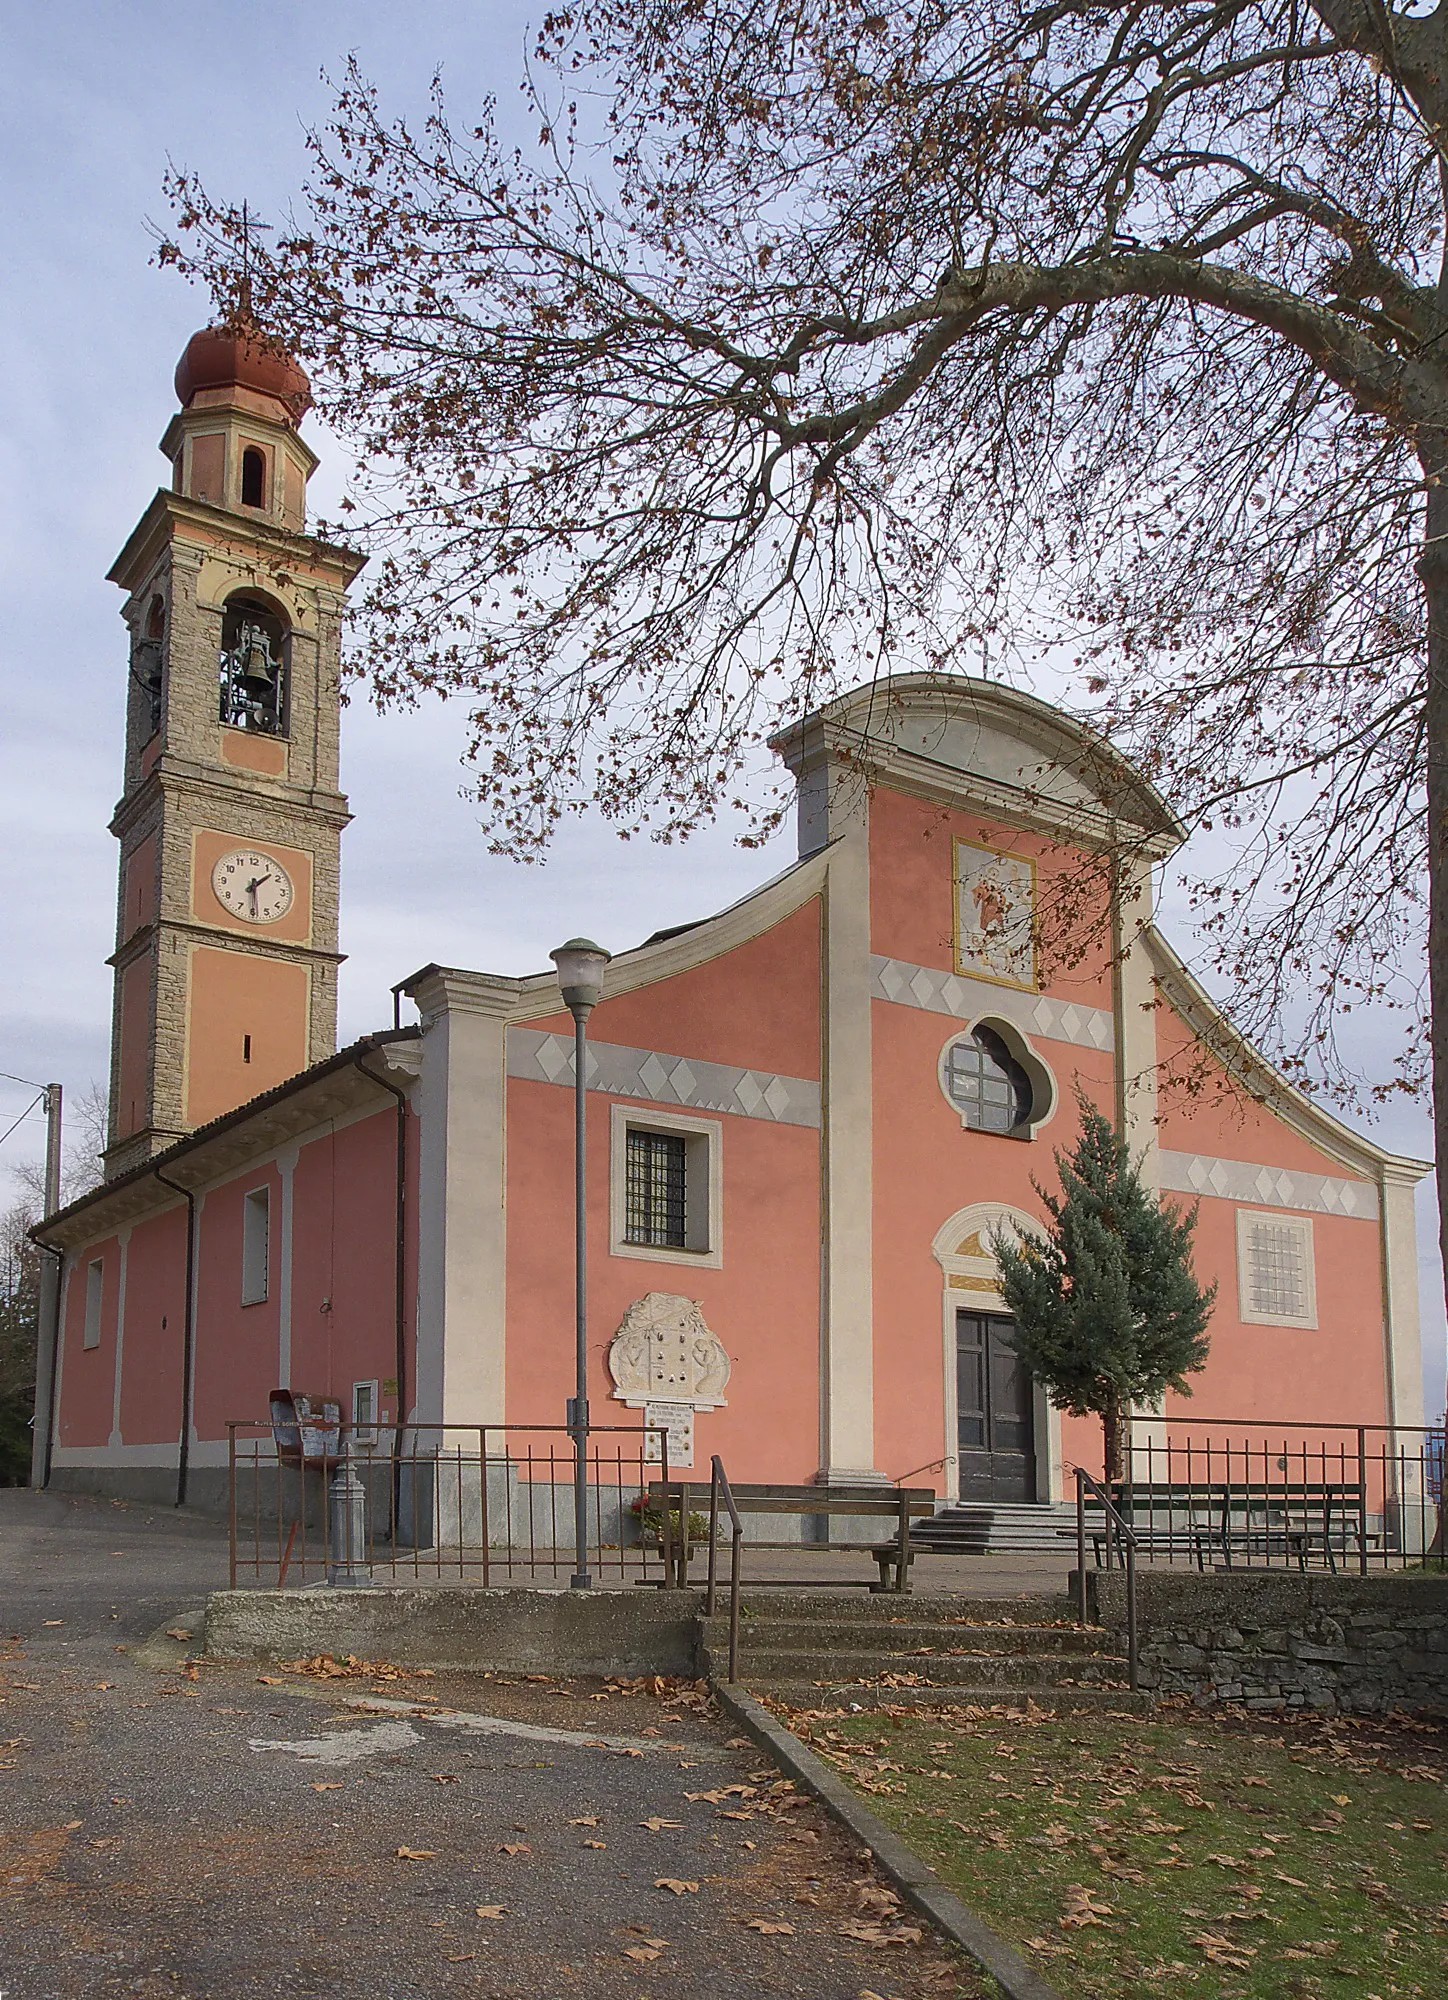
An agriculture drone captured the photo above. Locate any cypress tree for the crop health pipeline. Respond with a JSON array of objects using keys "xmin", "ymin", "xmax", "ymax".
[{"xmin": 993, "ymin": 1097, "xmax": 1215, "ymax": 1484}]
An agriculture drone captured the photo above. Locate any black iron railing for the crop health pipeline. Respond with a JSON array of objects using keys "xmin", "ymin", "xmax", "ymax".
[
  {"xmin": 1076, "ymin": 1465, "xmax": 1138, "ymax": 1689},
  {"xmin": 705, "ymin": 1455, "xmax": 744, "ymax": 1682},
  {"xmin": 1117, "ymin": 1417, "xmax": 1445, "ymax": 1573},
  {"xmin": 226, "ymin": 1419, "xmax": 672, "ymax": 1589}
]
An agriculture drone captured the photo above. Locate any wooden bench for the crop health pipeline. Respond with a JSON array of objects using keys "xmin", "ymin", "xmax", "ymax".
[
  {"xmin": 1094, "ymin": 1483, "xmax": 1369, "ymax": 1573},
  {"xmin": 645, "ymin": 1480, "xmax": 937, "ymax": 1591}
]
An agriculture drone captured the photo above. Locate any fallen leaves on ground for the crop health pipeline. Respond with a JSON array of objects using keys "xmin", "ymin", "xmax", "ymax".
[
  {"xmin": 396, "ymin": 1846, "xmax": 437, "ymax": 1860},
  {"xmin": 654, "ymin": 1878, "xmax": 699, "ymax": 1895},
  {"xmin": 744, "ymin": 1917, "xmax": 795, "ymax": 1934},
  {"xmin": 1059, "ymin": 1884, "xmax": 1115, "ymax": 1929},
  {"xmin": 640, "ymin": 1817, "xmax": 683, "ymax": 1832},
  {"xmin": 497, "ymin": 1842, "xmax": 530, "ymax": 1856},
  {"xmin": 309, "ymin": 1782, "xmax": 343, "ymax": 1792},
  {"xmin": 1189, "ymin": 1931, "xmax": 1257, "ymax": 1969},
  {"xmin": 474, "ymin": 1905, "xmax": 506, "ymax": 1920}
]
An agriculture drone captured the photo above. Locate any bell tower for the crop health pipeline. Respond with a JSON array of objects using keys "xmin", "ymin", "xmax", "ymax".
[{"xmin": 103, "ymin": 325, "xmax": 364, "ymax": 1179}]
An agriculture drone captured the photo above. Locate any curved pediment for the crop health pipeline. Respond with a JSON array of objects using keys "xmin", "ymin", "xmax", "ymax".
[{"xmin": 772, "ymin": 673, "xmax": 1183, "ymax": 852}]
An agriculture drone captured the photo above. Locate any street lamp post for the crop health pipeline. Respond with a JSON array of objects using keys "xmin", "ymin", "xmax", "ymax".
[{"xmin": 549, "ymin": 937, "xmax": 612, "ymax": 1590}]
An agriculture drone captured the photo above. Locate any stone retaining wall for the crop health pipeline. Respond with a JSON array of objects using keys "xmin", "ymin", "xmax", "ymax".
[{"xmin": 1089, "ymin": 1570, "xmax": 1448, "ymax": 1715}]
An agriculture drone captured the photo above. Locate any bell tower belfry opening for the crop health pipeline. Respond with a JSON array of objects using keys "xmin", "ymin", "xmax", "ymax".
[{"xmin": 102, "ymin": 324, "xmax": 364, "ymax": 1180}]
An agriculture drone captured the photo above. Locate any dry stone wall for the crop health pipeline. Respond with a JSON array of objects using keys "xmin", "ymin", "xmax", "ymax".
[{"xmin": 1089, "ymin": 1571, "xmax": 1448, "ymax": 1716}]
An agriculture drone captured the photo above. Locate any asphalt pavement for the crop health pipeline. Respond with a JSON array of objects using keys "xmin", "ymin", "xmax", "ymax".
[{"xmin": 0, "ymin": 1489, "xmax": 983, "ymax": 1999}]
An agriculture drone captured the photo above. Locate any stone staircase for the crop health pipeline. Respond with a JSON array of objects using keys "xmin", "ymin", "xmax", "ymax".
[
  {"xmin": 701, "ymin": 1590, "xmax": 1141, "ymax": 1710},
  {"xmin": 909, "ymin": 1501, "xmax": 1103, "ymax": 1557}
]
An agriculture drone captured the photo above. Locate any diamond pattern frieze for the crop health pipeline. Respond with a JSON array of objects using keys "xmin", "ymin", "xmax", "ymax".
[
  {"xmin": 1159, "ymin": 1149, "xmax": 1378, "ymax": 1220},
  {"xmin": 872, "ymin": 954, "xmax": 1113, "ymax": 1052},
  {"xmin": 506, "ymin": 1028, "xmax": 820, "ymax": 1128}
]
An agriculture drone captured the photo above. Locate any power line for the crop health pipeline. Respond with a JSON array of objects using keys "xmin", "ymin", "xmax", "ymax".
[
  {"xmin": 0, "ymin": 1092, "xmax": 45, "ymax": 1149},
  {"xmin": 0, "ymin": 1069, "xmax": 49, "ymax": 1091}
]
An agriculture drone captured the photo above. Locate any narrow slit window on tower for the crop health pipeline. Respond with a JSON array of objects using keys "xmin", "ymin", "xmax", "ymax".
[
  {"xmin": 243, "ymin": 1034, "xmax": 252, "ymax": 1064},
  {"xmin": 241, "ymin": 1186, "xmax": 270, "ymax": 1306},
  {"xmin": 241, "ymin": 446, "xmax": 266, "ymax": 508}
]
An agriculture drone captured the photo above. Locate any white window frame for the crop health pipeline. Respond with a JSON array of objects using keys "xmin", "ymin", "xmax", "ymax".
[
  {"xmin": 352, "ymin": 1379, "xmax": 380, "ymax": 1446},
  {"xmin": 936, "ymin": 1018, "xmax": 1057, "ymax": 1140},
  {"xmin": 1236, "ymin": 1208, "xmax": 1318, "ymax": 1329},
  {"xmin": 241, "ymin": 1185, "xmax": 270, "ymax": 1306},
  {"xmin": 83, "ymin": 1258, "xmax": 104, "ymax": 1350},
  {"xmin": 609, "ymin": 1102, "xmax": 723, "ymax": 1269}
]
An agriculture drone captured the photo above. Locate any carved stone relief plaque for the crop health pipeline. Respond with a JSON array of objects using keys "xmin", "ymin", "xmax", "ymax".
[{"xmin": 607, "ymin": 1291, "xmax": 731, "ymax": 1411}]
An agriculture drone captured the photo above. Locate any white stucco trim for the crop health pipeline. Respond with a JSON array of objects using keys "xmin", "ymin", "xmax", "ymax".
[
  {"xmin": 1381, "ymin": 1168, "xmax": 1427, "ymax": 1433},
  {"xmin": 872, "ymin": 953, "xmax": 1114, "ymax": 1054},
  {"xmin": 410, "ymin": 978, "xmax": 509, "ymax": 1430},
  {"xmin": 1112, "ymin": 852, "xmax": 1160, "ymax": 1187},
  {"xmin": 1160, "ymin": 1152, "xmax": 1380, "ymax": 1220},
  {"xmin": 819, "ymin": 790, "xmax": 880, "ymax": 1482},
  {"xmin": 608, "ymin": 1102, "xmax": 724, "ymax": 1270},
  {"xmin": 930, "ymin": 1202, "xmax": 1062, "ymax": 1502}
]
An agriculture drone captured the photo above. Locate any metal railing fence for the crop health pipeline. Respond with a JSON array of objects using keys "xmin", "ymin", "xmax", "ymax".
[
  {"xmin": 704, "ymin": 1455, "xmax": 744, "ymax": 1682},
  {"xmin": 1075, "ymin": 1466, "xmax": 1138, "ymax": 1687},
  {"xmin": 1112, "ymin": 1417, "xmax": 1445, "ymax": 1573},
  {"xmin": 226, "ymin": 1420, "xmax": 678, "ymax": 1589}
]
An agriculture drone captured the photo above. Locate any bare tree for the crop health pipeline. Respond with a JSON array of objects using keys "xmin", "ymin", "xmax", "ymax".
[{"xmin": 164, "ymin": 3, "xmax": 1446, "ymax": 1271}]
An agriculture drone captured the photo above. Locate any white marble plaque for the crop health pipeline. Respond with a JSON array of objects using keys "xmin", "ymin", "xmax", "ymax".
[{"xmin": 642, "ymin": 1400, "xmax": 695, "ymax": 1467}]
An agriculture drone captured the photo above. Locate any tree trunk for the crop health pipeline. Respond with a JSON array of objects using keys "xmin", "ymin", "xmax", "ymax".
[
  {"xmin": 1421, "ymin": 463, "xmax": 1448, "ymax": 1437},
  {"xmin": 1101, "ymin": 1391, "xmax": 1127, "ymax": 1487}
]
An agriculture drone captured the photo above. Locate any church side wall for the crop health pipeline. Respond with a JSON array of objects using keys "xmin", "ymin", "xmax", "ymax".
[{"xmin": 47, "ymin": 1102, "xmax": 413, "ymax": 1501}]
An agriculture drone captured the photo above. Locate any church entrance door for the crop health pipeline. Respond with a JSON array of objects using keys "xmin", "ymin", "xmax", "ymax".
[{"xmin": 955, "ymin": 1311, "xmax": 1036, "ymax": 1502}]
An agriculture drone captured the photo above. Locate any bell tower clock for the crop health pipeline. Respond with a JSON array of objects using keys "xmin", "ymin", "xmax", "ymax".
[{"xmin": 103, "ymin": 325, "xmax": 364, "ymax": 1180}]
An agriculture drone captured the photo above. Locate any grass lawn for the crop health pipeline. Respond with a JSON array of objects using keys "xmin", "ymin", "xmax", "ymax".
[{"xmin": 783, "ymin": 1698, "xmax": 1447, "ymax": 1998}]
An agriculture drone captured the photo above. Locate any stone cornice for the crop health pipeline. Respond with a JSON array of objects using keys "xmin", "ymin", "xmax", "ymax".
[
  {"xmin": 770, "ymin": 674, "xmax": 1185, "ymax": 854},
  {"xmin": 108, "ymin": 489, "xmax": 365, "ymax": 600},
  {"xmin": 109, "ymin": 760, "xmax": 352, "ymax": 841},
  {"xmin": 105, "ymin": 917, "xmax": 346, "ymax": 971}
]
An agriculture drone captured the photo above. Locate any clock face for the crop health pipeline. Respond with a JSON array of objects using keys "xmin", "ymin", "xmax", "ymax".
[{"xmin": 211, "ymin": 848, "xmax": 295, "ymax": 924}]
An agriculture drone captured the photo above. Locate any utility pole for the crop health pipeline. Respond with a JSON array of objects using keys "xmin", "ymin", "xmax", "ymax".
[{"xmin": 30, "ymin": 1084, "xmax": 62, "ymax": 1489}]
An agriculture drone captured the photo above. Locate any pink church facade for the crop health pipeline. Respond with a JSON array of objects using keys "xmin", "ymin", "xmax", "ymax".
[{"xmin": 36, "ymin": 677, "xmax": 1429, "ymax": 1517}]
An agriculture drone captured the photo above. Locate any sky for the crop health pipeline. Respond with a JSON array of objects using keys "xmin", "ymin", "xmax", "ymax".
[{"xmin": 1, "ymin": 0, "xmax": 1443, "ymax": 1418}]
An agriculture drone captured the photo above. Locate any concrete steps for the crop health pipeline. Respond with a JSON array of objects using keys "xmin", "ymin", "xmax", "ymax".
[
  {"xmin": 911, "ymin": 1501, "xmax": 1101, "ymax": 1555},
  {"xmin": 700, "ymin": 1587, "xmax": 1137, "ymax": 1710}
]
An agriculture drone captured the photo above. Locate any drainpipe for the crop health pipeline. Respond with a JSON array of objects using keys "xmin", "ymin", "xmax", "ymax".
[
  {"xmin": 153, "ymin": 1165, "xmax": 198, "ymax": 1509},
  {"xmin": 354, "ymin": 1051, "xmax": 410, "ymax": 1475},
  {"xmin": 29, "ymin": 1083, "xmax": 64, "ymax": 1491}
]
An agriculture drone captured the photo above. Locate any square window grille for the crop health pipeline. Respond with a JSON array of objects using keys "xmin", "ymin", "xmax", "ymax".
[
  {"xmin": 625, "ymin": 1129, "xmax": 688, "ymax": 1248},
  {"xmin": 1236, "ymin": 1210, "xmax": 1317, "ymax": 1328}
]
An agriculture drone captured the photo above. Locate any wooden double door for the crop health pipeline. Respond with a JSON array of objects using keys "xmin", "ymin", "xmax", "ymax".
[{"xmin": 956, "ymin": 1310, "xmax": 1037, "ymax": 1503}]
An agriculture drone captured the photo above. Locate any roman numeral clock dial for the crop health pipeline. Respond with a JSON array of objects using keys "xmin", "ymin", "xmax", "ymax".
[{"xmin": 211, "ymin": 847, "xmax": 295, "ymax": 924}]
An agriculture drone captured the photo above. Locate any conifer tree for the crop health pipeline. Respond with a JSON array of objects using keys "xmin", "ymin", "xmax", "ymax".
[{"xmin": 993, "ymin": 1099, "xmax": 1214, "ymax": 1485}]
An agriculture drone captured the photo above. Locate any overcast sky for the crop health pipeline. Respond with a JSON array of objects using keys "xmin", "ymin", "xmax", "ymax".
[{"xmin": 2, "ymin": 1, "xmax": 1442, "ymax": 1417}]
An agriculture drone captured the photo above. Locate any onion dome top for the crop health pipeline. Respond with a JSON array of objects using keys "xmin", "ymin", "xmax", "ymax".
[{"xmin": 174, "ymin": 324, "xmax": 311, "ymax": 423}]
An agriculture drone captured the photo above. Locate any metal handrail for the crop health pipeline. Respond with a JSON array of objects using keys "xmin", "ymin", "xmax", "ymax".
[
  {"xmin": 892, "ymin": 1453, "xmax": 955, "ymax": 1485},
  {"xmin": 1075, "ymin": 1466, "xmax": 1138, "ymax": 1690},
  {"xmin": 706, "ymin": 1455, "xmax": 745, "ymax": 1684}
]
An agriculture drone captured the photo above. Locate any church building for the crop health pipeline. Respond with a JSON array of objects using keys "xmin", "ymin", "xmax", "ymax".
[{"xmin": 31, "ymin": 329, "xmax": 1430, "ymax": 1520}]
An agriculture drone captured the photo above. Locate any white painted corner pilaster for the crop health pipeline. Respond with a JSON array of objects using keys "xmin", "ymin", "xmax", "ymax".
[
  {"xmin": 1112, "ymin": 851, "xmax": 1160, "ymax": 1189},
  {"xmin": 1380, "ymin": 1167, "xmax": 1427, "ymax": 1432},
  {"xmin": 410, "ymin": 971, "xmax": 510, "ymax": 1431},
  {"xmin": 818, "ymin": 782, "xmax": 880, "ymax": 1481}
]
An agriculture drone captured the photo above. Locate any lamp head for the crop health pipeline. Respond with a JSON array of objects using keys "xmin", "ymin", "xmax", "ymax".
[{"xmin": 550, "ymin": 937, "xmax": 611, "ymax": 1014}]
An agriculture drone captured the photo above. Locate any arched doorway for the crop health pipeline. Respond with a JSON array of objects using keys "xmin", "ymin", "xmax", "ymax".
[{"xmin": 931, "ymin": 1205, "xmax": 1062, "ymax": 1504}]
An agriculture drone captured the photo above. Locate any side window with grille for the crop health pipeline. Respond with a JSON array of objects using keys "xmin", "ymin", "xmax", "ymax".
[
  {"xmin": 1236, "ymin": 1210, "xmax": 1317, "ymax": 1328},
  {"xmin": 610, "ymin": 1107, "xmax": 722, "ymax": 1267}
]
